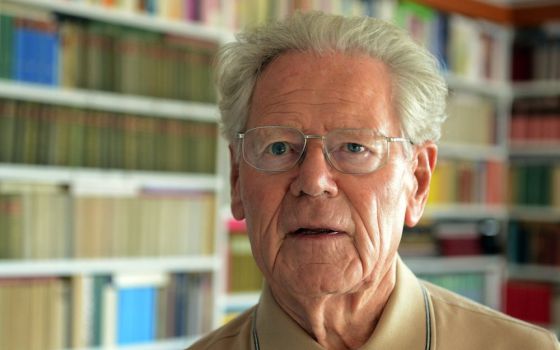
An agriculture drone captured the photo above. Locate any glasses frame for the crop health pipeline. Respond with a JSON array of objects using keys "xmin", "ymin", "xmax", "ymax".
[{"xmin": 236, "ymin": 126, "xmax": 412, "ymax": 174}]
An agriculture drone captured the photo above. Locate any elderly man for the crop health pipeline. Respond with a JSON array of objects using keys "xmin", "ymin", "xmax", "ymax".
[{"xmin": 190, "ymin": 11, "xmax": 560, "ymax": 350}]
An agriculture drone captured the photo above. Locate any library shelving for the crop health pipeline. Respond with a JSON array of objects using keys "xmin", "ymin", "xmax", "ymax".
[
  {"xmin": 411, "ymin": 0, "xmax": 560, "ymax": 335},
  {"xmin": 0, "ymin": 0, "xmax": 232, "ymax": 348}
]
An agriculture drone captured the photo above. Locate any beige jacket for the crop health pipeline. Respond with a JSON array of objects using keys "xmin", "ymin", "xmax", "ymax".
[{"xmin": 189, "ymin": 258, "xmax": 560, "ymax": 350}]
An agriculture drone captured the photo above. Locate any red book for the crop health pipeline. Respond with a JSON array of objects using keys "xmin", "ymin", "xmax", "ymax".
[
  {"xmin": 504, "ymin": 281, "xmax": 552, "ymax": 325},
  {"xmin": 485, "ymin": 161, "xmax": 505, "ymax": 204},
  {"xmin": 439, "ymin": 237, "xmax": 482, "ymax": 256}
]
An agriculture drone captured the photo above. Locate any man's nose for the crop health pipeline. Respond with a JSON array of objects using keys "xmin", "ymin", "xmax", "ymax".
[{"xmin": 289, "ymin": 142, "xmax": 339, "ymax": 197}]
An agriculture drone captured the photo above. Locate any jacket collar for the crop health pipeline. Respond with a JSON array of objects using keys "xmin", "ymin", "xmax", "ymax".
[{"xmin": 255, "ymin": 257, "xmax": 428, "ymax": 349}]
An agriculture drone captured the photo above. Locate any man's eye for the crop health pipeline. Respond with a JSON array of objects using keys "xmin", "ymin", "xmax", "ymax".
[
  {"xmin": 268, "ymin": 142, "xmax": 289, "ymax": 155},
  {"xmin": 345, "ymin": 143, "xmax": 365, "ymax": 153}
]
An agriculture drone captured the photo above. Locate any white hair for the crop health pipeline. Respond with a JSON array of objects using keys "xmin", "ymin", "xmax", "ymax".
[{"xmin": 215, "ymin": 11, "xmax": 448, "ymax": 146}]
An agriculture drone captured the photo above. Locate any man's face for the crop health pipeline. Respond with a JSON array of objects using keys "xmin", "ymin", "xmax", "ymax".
[{"xmin": 230, "ymin": 51, "xmax": 426, "ymax": 298}]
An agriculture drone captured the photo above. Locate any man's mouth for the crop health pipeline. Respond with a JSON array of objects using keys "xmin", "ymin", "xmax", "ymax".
[{"xmin": 291, "ymin": 228, "xmax": 341, "ymax": 236}]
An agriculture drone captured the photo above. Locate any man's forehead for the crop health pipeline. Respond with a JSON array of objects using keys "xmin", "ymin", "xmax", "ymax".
[{"xmin": 249, "ymin": 50, "xmax": 398, "ymax": 132}]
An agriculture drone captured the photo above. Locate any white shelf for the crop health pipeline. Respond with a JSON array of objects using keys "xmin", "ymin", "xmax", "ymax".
[
  {"xmin": 509, "ymin": 143, "xmax": 560, "ymax": 158},
  {"xmin": 512, "ymin": 80, "xmax": 560, "ymax": 98},
  {"xmin": 438, "ymin": 143, "xmax": 508, "ymax": 161},
  {"xmin": 0, "ymin": 163, "xmax": 223, "ymax": 192},
  {"xmin": 508, "ymin": 205, "xmax": 560, "ymax": 222},
  {"xmin": 406, "ymin": 255, "xmax": 504, "ymax": 309},
  {"xmin": 445, "ymin": 73, "xmax": 512, "ymax": 99},
  {"xmin": 65, "ymin": 336, "xmax": 199, "ymax": 350},
  {"xmin": 404, "ymin": 255, "xmax": 504, "ymax": 274},
  {"xmin": 222, "ymin": 291, "xmax": 261, "ymax": 311},
  {"xmin": 0, "ymin": 256, "xmax": 222, "ymax": 277},
  {"xmin": 0, "ymin": 80, "xmax": 219, "ymax": 122},
  {"xmin": 11, "ymin": 0, "xmax": 233, "ymax": 43},
  {"xmin": 507, "ymin": 264, "xmax": 560, "ymax": 284},
  {"xmin": 424, "ymin": 204, "xmax": 509, "ymax": 220}
]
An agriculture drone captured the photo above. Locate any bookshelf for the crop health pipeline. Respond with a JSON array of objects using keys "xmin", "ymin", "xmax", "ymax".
[
  {"xmin": 0, "ymin": 0, "xmax": 231, "ymax": 348},
  {"xmin": 409, "ymin": 0, "xmax": 560, "ymax": 335}
]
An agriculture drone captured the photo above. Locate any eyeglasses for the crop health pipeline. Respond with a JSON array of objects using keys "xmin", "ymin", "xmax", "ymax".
[{"xmin": 236, "ymin": 126, "xmax": 411, "ymax": 174}]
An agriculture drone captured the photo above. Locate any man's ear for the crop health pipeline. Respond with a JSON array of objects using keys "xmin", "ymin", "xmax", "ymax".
[
  {"xmin": 229, "ymin": 145, "xmax": 245, "ymax": 220},
  {"xmin": 405, "ymin": 142, "xmax": 437, "ymax": 227}
]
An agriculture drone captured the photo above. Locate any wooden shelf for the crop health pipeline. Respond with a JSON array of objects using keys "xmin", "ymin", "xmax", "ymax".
[{"xmin": 416, "ymin": 0, "xmax": 560, "ymax": 25}]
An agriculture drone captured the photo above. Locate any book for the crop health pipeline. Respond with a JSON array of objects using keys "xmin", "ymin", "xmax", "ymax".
[
  {"xmin": 507, "ymin": 221, "xmax": 560, "ymax": 266},
  {"xmin": 441, "ymin": 91, "xmax": 496, "ymax": 146},
  {"xmin": 510, "ymin": 97, "xmax": 560, "ymax": 145},
  {"xmin": 0, "ymin": 278, "xmax": 68, "ymax": 349},
  {"xmin": 399, "ymin": 224, "xmax": 438, "ymax": 257},
  {"xmin": 512, "ymin": 27, "xmax": 560, "ymax": 81},
  {"xmin": 504, "ymin": 280, "xmax": 553, "ymax": 326},
  {"xmin": 435, "ymin": 221, "xmax": 482, "ymax": 256},
  {"xmin": 113, "ymin": 273, "xmax": 167, "ymax": 345}
]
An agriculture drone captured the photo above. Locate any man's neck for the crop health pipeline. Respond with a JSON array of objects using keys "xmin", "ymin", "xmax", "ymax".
[{"xmin": 269, "ymin": 261, "xmax": 398, "ymax": 350}]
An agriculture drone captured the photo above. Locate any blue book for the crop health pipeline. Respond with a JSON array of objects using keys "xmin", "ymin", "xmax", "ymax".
[
  {"xmin": 117, "ymin": 286, "xmax": 157, "ymax": 344},
  {"xmin": 34, "ymin": 26, "xmax": 46, "ymax": 84},
  {"xmin": 173, "ymin": 273, "xmax": 187, "ymax": 337},
  {"xmin": 13, "ymin": 19, "xmax": 27, "ymax": 81},
  {"xmin": 25, "ymin": 22, "xmax": 38, "ymax": 83},
  {"xmin": 49, "ymin": 32, "xmax": 59, "ymax": 86}
]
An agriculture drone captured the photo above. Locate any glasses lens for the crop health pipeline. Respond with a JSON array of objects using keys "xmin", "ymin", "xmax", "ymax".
[
  {"xmin": 242, "ymin": 127, "xmax": 305, "ymax": 171},
  {"xmin": 325, "ymin": 129, "xmax": 387, "ymax": 174}
]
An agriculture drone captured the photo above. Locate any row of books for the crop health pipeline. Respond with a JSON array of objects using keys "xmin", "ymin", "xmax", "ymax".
[
  {"xmin": 0, "ymin": 99, "xmax": 217, "ymax": 173},
  {"xmin": 230, "ymin": 0, "xmax": 385, "ymax": 28},
  {"xmin": 508, "ymin": 221, "xmax": 560, "ymax": 267},
  {"xmin": 0, "ymin": 182, "xmax": 216, "ymax": 259},
  {"xmin": 396, "ymin": 1, "xmax": 509, "ymax": 83},
  {"xmin": 0, "ymin": 9, "xmax": 217, "ymax": 102},
  {"xmin": 65, "ymin": 0, "xmax": 389, "ymax": 30},
  {"xmin": 400, "ymin": 219, "xmax": 502, "ymax": 258},
  {"xmin": 510, "ymin": 97, "xmax": 560, "ymax": 144},
  {"xmin": 512, "ymin": 26, "xmax": 560, "ymax": 81},
  {"xmin": 504, "ymin": 280, "xmax": 558, "ymax": 328},
  {"xmin": 440, "ymin": 91, "xmax": 497, "ymax": 146},
  {"xmin": 0, "ymin": 272, "xmax": 213, "ymax": 349},
  {"xmin": 508, "ymin": 163, "xmax": 560, "ymax": 207},
  {"xmin": 427, "ymin": 159, "xmax": 505, "ymax": 205},
  {"xmin": 0, "ymin": 277, "xmax": 65, "ymax": 350}
]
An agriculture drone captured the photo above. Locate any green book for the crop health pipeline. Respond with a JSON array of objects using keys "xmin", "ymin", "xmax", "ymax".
[
  {"xmin": 67, "ymin": 108, "xmax": 86, "ymax": 167},
  {"xmin": 0, "ymin": 100, "xmax": 16, "ymax": 163},
  {"xmin": 0, "ymin": 14, "xmax": 14, "ymax": 79}
]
